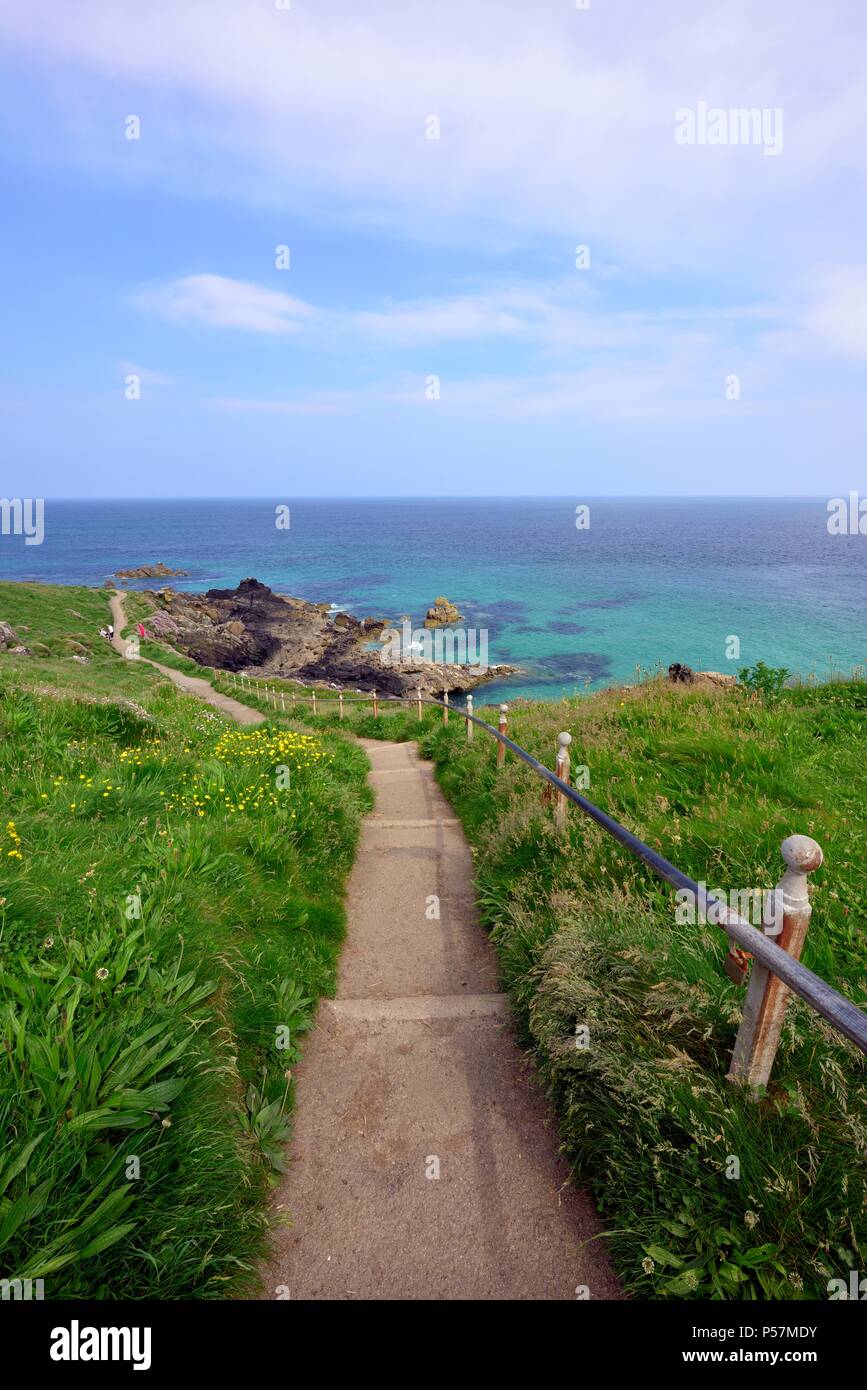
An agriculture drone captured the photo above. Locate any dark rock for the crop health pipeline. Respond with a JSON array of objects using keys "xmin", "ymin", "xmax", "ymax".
[{"xmin": 668, "ymin": 663, "xmax": 696, "ymax": 684}]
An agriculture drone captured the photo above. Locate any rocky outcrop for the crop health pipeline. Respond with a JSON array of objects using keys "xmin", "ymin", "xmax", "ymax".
[
  {"xmin": 0, "ymin": 621, "xmax": 19, "ymax": 651},
  {"xmin": 668, "ymin": 663, "xmax": 736, "ymax": 689},
  {"xmin": 115, "ymin": 563, "xmax": 188, "ymax": 579},
  {"xmin": 140, "ymin": 578, "xmax": 510, "ymax": 696},
  {"xmin": 424, "ymin": 596, "xmax": 463, "ymax": 628}
]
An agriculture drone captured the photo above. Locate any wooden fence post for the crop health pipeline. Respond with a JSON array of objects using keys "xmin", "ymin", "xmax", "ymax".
[
  {"xmin": 443, "ymin": 691, "xmax": 449, "ymax": 724},
  {"xmin": 466, "ymin": 693, "xmax": 474, "ymax": 740},
  {"xmin": 312, "ymin": 691, "xmax": 317, "ymax": 716},
  {"xmin": 417, "ymin": 687, "xmax": 423, "ymax": 722},
  {"xmin": 281, "ymin": 692, "xmax": 285, "ymax": 712},
  {"xmin": 554, "ymin": 731, "xmax": 571, "ymax": 833},
  {"xmin": 728, "ymin": 835, "xmax": 824, "ymax": 1091},
  {"xmin": 339, "ymin": 692, "xmax": 344, "ymax": 720},
  {"xmin": 373, "ymin": 689, "xmax": 379, "ymax": 718},
  {"xmin": 497, "ymin": 704, "xmax": 508, "ymax": 768}
]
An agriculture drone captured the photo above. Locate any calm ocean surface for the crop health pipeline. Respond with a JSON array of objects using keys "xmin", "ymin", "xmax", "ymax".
[{"xmin": 2, "ymin": 498, "xmax": 864, "ymax": 701}]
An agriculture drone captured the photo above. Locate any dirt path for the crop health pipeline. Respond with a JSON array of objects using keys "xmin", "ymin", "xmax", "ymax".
[
  {"xmin": 109, "ymin": 591, "xmax": 263, "ymax": 725},
  {"xmin": 261, "ymin": 738, "xmax": 621, "ymax": 1300}
]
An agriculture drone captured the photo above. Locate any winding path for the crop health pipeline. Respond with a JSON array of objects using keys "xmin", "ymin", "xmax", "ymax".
[
  {"xmin": 111, "ymin": 589, "xmax": 619, "ymax": 1299},
  {"xmin": 110, "ymin": 590, "xmax": 262, "ymax": 724}
]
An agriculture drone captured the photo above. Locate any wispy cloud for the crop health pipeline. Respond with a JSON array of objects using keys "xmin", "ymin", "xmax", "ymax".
[
  {"xmin": 133, "ymin": 274, "xmax": 315, "ymax": 334},
  {"xmin": 3, "ymin": 1, "xmax": 866, "ymax": 271}
]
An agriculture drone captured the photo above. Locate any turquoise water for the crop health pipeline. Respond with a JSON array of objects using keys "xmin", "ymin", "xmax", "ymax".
[{"xmin": 1, "ymin": 497, "xmax": 864, "ymax": 701}]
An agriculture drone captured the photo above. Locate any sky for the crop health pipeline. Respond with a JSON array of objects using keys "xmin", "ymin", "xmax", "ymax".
[{"xmin": 0, "ymin": 0, "xmax": 865, "ymax": 498}]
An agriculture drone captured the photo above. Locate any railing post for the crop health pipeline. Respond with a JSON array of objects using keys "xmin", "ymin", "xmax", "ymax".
[
  {"xmin": 728, "ymin": 835, "xmax": 824, "ymax": 1091},
  {"xmin": 443, "ymin": 691, "xmax": 449, "ymax": 724},
  {"xmin": 554, "ymin": 732, "xmax": 571, "ymax": 833},
  {"xmin": 466, "ymin": 693, "xmax": 473, "ymax": 740},
  {"xmin": 373, "ymin": 689, "xmax": 379, "ymax": 718},
  {"xmin": 339, "ymin": 692, "xmax": 344, "ymax": 720},
  {"xmin": 497, "ymin": 704, "xmax": 508, "ymax": 768},
  {"xmin": 417, "ymin": 687, "xmax": 423, "ymax": 721}
]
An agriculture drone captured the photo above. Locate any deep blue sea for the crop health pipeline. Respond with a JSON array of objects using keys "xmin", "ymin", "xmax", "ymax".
[{"xmin": 1, "ymin": 498, "xmax": 864, "ymax": 701}]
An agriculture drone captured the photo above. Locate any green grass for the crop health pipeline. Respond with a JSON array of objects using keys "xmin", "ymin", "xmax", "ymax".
[
  {"xmin": 0, "ymin": 582, "xmax": 371, "ymax": 1298},
  {"xmin": 355, "ymin": 677, "xmax": 867, "ymax": 1299}
]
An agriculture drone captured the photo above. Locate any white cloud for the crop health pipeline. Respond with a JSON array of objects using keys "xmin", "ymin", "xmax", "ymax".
[
  {"xmin": 2, "ymin": 1, "xmax": 866, "ymax": 269},
  {"xmin": 133, "ymin": 274, "xmax": 315, "ymax": 334}
]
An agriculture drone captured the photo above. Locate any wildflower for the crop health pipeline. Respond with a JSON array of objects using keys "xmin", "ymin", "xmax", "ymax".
[
  {"xmin": 42, "ymin": 936, "xmax": 54, "ymax": 949},
  {"xmin": 96, "ymin": 967, "xmax": 109, "ymax": 981},
  {"xmin": 744, "ymin": 1211, "xmax": 759, "ymax": 1229},
  {"xmin": 641, "ymin": 1257, "xmax": 655, "ymax": 1275},
  {"xmin": 161, "ymin": 1116, "xmax": 172, "ymax": 1129}
]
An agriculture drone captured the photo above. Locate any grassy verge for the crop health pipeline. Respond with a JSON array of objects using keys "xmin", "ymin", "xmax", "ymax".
[
  {"xmin": 0, "ymin": 582, "xmax": 371, "ymax": 1298},
  {"xmin": 358, "ymin": 677, "xmax": 867, "ymax": 1299}
]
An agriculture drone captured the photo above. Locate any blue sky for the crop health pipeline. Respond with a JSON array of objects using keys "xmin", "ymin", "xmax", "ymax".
[{"xmin": 0, "ymin": 0, "xmax": 865, "ymax": 497}]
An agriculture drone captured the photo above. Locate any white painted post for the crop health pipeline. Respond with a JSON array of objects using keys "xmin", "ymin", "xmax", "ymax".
[
  {"xmin": 312, "ymin": 691, "xmax": 317, "ymax": 715},
  {"xmin": 339, "ymin": 692, "xmax": 344, "ymax": 720},
  {"xmin": 728, "ymin": 835, "xmax": 824, "ymax": 1091},
  {"xmin": 281, "ymin": 692, "xmax": 285, "ymax": 712},
  {"xmin": 373, "ymin": 689, "xmax": 379, "ymax": 718},
  {"xmin": 466, "ymin": 693, "xmax": 474, "ymax": 740},
  {"xmin": 417, "ymin": 687, "xmax": 423, "ymax": 722},
  {"xmin": 497, "ymin": 704, "xmax": 508, "ymax": 768},
  {"xmin": 554, "ymin": 732, "xmax": 571, "ymax": 833},
  {"xmin": 443, "ymin": 690, "xmax": 449, "ymax": 724}
]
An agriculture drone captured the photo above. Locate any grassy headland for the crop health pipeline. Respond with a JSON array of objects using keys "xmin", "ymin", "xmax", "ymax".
[{"xmin": 0, "ymin": 582, "xmax": 371, "ymax": 1298}]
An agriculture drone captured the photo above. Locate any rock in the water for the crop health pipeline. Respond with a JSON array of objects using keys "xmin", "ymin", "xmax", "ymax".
[
  {"xmin": 115, "ymin": 562, "xmax": 188, "ymax": 579},
  {"xmin": 424, "ymin": 596, "xmax": 463, "ymax": 628}
]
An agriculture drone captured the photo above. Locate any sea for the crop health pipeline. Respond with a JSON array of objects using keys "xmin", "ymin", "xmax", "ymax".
[{"xmin": 1, "ymin": 497, "xmax": 864, "ymax": 702}]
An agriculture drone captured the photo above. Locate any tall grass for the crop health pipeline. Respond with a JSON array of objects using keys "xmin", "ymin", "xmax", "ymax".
[{"xmin": 0, "ymin": 585, "xmax": 371, "ymax": 1298}]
